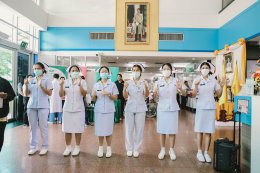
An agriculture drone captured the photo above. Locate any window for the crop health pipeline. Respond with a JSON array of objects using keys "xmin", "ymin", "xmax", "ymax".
[{"xmin": 56, "ymin": 56, "xmax": 71, "ymax": 66}]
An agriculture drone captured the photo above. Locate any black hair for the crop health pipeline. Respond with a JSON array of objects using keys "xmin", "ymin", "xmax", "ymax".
[
  {"xmin": 184, "ymin": 80, "xmax": 188, "ymax": 83},
  {"xmin": 68, "ymin": 65, "xmax": 80, "ymax": 73},
  {"xmin": 132, "ymin": 64, "xmax": 143, "ymax": 72},
  {"xmin": 200, "ymin": 62, "xmax": 211, "ymax": 69},
  {"xmin": 34, "ymin": 62, "xmax": 47, "ymax": 73},
  {"xmin": 98, "ymin": 66, "xmax": 110, "ymax": 73},
  {"xmin": 53, "ymin": 73, "xmax": 59, "ymax": 79},
  {"xmin": 118, "ymin": 74, "xmax": 122, "ymax": 77},
  {"xmin": 19, "ymin": 76, "xmax": 26, "ymax": 84},
  {"xmin": 161, "ymin": 63, "xmax": 173, "ymax": 72},
  {"xmin": 60, "ymin": 76, "xmax": 65, "ymax": 80},
  {"xmin": 81, "ymin": 76, "xmax": 85, "ymax": 80}
]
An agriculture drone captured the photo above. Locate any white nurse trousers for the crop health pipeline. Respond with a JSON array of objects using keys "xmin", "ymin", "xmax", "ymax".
[{"xmin": 125, "ymin": 112, "xmax": 146, "ymax": 152}]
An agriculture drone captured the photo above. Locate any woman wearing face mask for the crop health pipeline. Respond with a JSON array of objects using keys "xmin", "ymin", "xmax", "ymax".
[
  {"xmin": 23, "ymin": 62, "xmax": 53, "ymax": 156},
  {"xmin": 92, "ymin": 66, "xmax": 119, "ymax": 158},
  {"xmin": 191, "ymin": 61, "xmax": 225, "ymax": 163},
  {"xmin": 153, "ymin": 63, "xmax": 186, "ymax": 160},
  {"xmin": 59, "ymin": 65, "xmax": 88, "ymax": 157},
  {"xmin": 123, "ymin": 64, "xmax": 149, "ymax": 158}
]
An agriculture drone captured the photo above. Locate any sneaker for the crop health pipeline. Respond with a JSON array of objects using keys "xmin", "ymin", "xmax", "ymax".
[
  {"xmin": 169, "ymin": 148, "xmax": 176, "ymax": 161},
  {"xmin": 97, "ymin": 146, "xmax": 104, "ymax": 158},
  {"xmin": 158, "ymin": 148, "xmax": 166, "ymax": 160},
  {"xmin": 204, "ymin": 152, "xmax": 212, "ymax": 163},
  {"xmin": 39, "ymin": 148, "xmax": 48, "ymax": 156},
  {"xmin": 133, "ymin": 151, "xmax": 139, "ymax": 158},
  {"xmin": 127, "ymin": 151, "xmax": 133, "ymax": 157},
  {"xmin": 106, "ymin": 146, "xmax": 112, "ymax": 158},
  {"xmin": 196, "ymin": 151, "xmax": 205, "ymax": 162},
  {"xmin": 28, "ymin": 149, "xmax": 38, "ymax": 155},
  {"xmin": 63, "ymin": 146, "xmax": 72, "ymax": 157},
  {"xmin": 72, "ymin": 146, "xmax": 80, "ymax": 156}
]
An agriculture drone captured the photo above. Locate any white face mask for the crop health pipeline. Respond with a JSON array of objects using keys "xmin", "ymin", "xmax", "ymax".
[
  {"xmin": 132, "ymin": 71, "xmax": 141, "ymax": 79},
  {"xmin": 162, "ymin": 70, "xmax": 171, "ymax": 77},
  {"xmin": 201, "ymin": 69, "xmax": 209, "ymax": 77}
]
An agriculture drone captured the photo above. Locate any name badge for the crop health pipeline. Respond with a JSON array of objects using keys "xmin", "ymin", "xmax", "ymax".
[
  {"xmin": 159, "ymin": 85, "xmax": 165, "ymax": 87},
  {"xmin": 200, "ymin": 83, "xmax": 205, "ymax": 86},
  {"xmin": 65, "ymin": 86, "xmax": 69, "ymax": 88},
  {"xmin": 97, "ymin": 90, "xmax": 102, "ymax": 91}
]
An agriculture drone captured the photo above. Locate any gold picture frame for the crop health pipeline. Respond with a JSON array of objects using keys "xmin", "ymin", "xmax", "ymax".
[{"xmin": 125, "ymin": 2, "xmax": 150, "ymax": 45}]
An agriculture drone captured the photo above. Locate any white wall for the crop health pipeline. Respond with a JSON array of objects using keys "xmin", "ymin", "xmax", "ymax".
[
  {"xmin": 0, "ymin": 0, "xmax": 48, "ymax": 29},
  {"xmin": 218, "ymin": 0, "xmax": 257, "ymax": 27},
  {"xmin": 159, "ymin": 0, "xmax": 222, "ymax": 28},
  {"xmin": 41, "ymin": 0, "xmax": 116, "ymax": 27}
]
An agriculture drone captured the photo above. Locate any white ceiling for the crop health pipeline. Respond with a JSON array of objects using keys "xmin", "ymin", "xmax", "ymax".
[{"xmin": 40, "ymin": 0, "xmax": 221, "ymax": 15}]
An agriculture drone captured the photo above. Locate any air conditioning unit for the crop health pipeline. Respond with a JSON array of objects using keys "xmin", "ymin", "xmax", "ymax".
[{"xmin": 0, "ymin": 31, "xmax": 9, "ymax": 40}]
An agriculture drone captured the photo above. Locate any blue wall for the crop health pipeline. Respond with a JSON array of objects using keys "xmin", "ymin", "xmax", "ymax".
[
  {"xmin": 40, "ymin": 2, "xmax": 260, "ymax": 52},
  {"xmin": 218, "ymin": 1, "xmax": 260, "ymax": 48},
  {"xmin": 40, "ymin": 27, "xmax": 115, "ymax": 51},
  {"xmin": 158, "ymin": 28, "xmax": 218, "ymax": 52}
]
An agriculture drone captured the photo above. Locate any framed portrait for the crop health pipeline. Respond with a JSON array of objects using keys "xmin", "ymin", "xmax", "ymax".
[
  {"xmin": 125, "ymin": 2, "xmax": 149, "ymax": 44},
  {"xmin": 224, "ymin": 52, "xmax": 233, "ymax": 73}
]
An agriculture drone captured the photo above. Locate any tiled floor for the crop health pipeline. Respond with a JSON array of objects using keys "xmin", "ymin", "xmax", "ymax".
[{"xmin": 0, "ymin": 110, "xmax": 249, "ymax": 173}]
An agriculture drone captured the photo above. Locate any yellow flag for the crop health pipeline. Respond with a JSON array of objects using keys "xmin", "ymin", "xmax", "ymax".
[
  {"xmin": 219, "ymin": 58, "xmax": 227, "ymax": 105},
  {"xmin": 231, "ymin": 61, "xmax": 241, "ymax": 96}
]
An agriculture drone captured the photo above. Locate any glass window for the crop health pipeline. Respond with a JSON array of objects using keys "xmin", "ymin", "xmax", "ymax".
[
  {"xmin": 71, "ymin": 56, "xmax": 86, "ymax": 66},
  {"xmin": 57, "ymin": 56, "xmax": 71, "ymax": 66}
]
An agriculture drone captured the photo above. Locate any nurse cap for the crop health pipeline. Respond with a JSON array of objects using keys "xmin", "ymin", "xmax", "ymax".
[
  {"xmin": 132, "ymin": 64, "xmax": 145, "ymax": 72},
  {"xmin": 197, "ymin": 61, "xmax": 215, "ymax": 74},
  {"xmin": 159, "ymin": 63, "xmax": 176, "ymax": 73},
  {"xmin": 66, "ymin": 65, "xmax": 81, "ymax": 72}
]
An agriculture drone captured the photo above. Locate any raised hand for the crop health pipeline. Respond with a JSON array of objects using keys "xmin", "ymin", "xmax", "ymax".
[
  {"xmin": 177, "ymin": 81, "xmax": 182, "ymax": 90},
  {"xmin": 194, "ymin": 79, "xmax": 201, "ymax": 86},
  {"xmin": 60, "ymin": 78, "xmax": 64, "ymax": 86},
  {"xmin": 0, "ymin": 92, "xmax": 7, "ymax": 99},
  {"xmin": 219, "ymin": 76, "xmax": 226, "ymax": 87},
  {"xmin": 24, "ymin": 78, "xmax": 29, "ymax": 85}
]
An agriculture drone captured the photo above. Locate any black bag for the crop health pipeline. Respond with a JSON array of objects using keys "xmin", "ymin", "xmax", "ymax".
[{"xmin": 213, "ymin": 112, "xmax": 241, "ymax": 173}]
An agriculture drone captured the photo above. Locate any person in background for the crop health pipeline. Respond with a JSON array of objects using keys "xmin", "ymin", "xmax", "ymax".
[
  {"xmin": 60, "ymin": 65, "xmax": 88, "ymax": 157},
  {"xmin": 153, "ymin": 63, "xmax": 186, "ymax": 160},
  {"xmin": 60, "ymin": 77, "xmax": 66, "ymax": 108},
  {"xmin": 23, "ymin": 74, "xmax": 33, "ymax": 126},
  {"xmin": 80, "ymin": 75, "xmax": 90, "ymax": 126},
  {"xmin": 17, "ymin": 76, "xmax": 25, "ymax": 122},
  {"xmin": 92, "ymin": 66, "xmax": 119, "ymax": 158},
  {"xmin": 115, "ymin": 74, "xmax": 125, "ymax": 120},
  {"xmin": 49, "ymin": 73, "xmax": 63, "ymax": 124},
  {"xmin": 24, "ymin": 62, "xmax": 52, "ymax": 156},
  {"xmin": 0, "ymin": 76, "xmax": 16, "ymax": 152},
  {"xmin": 190, "ymin": 61, "xmax": 225, "ymax": 163},
  {"xmin": 123, "ymin": 64, "xmax": 149, "ymax": 158},
  {"xmin": 181, "ymin": 81, "xmax": 191, "ymax": 109}
]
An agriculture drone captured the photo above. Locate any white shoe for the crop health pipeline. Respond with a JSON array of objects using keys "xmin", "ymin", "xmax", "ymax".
[
  {"xmin": 39, "ymin": 148, "xmax": 48, "ymax": 156},
  {"xmin": 204, "ymin": 152, "xmax": 212, "ymax": 163},
  {"xmin": 97, "ymin": 146, "xmax": 104, "ymax": 158},
  {"xmin": 196, "ymin": 151, "xmax": 205, "ymax": 162},
  {"xmin": 63, "ymin": 146, "xmax": 72, "ymax": 157},
  {"xmin": 28, "ymin": 149, "xmax": 38, "ymax": 155},
  {"xmin": 72, "ymin": 146, "xmax": 80, "ymax": 156},
  {"xmin": 127, "ymin": 151, "xmax": 133, "ymax": 157},
  {"xmin": 158, "ymin": 148, "xmax": 166, "ymax": 160},
  {"xmin": 106, "ymin": 147, "xmax": 112, "ymax": 158},
  {"xmin": 169, "ymin": 148, "xmax": 176, "ymax": 160},
  {"xmin": 133, "ymin": 151, "xmax": 139, "ymax": 158}
]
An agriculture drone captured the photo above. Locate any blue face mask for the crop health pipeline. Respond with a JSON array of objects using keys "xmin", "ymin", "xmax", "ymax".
[
  {"xmin": 100, "ymin": 72, "xmax": 109, "ymax": 79},
  {"xmin": 71, "ymin": 72, "xmax": 79, "ymax": 79},
  {"xmin": 34, "ymin": 69, "xmax": 43, "ymax": 77}
]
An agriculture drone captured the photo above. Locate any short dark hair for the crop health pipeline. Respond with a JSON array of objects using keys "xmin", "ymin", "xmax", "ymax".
[
  {"xmin": 34, "ymin": 62, "xmax": 47, "ymax": 73},
  {"xmin": 68, "ymin": 65, "xmax": 80, "ymax": 73},
  {"xmin": 132, "ymin": 64, "xmax": 143, "ymax": 72},
  {"xmin": 98, "ymin": 66, "xmax": 110, "ymax": 73},
  {"xmin": 161, "ymin": 63, "xmax": 173, "ymax": 72},
  {"xmin": 184, "ymin": 80, "xmax": 188, "ymax": 83},
  {"xmin": 81, "ymin": 76, "xmax": 85, "ymax": 80},
  {"xmin": 118, "ymin": 74, "xmax": 122, "ymax": 77},
  {"xmin": 26, "ymin": 74, "xmax": 33, "ymax": 78},
  {"xmin": 200, "ymin": 62, "xmax": 211, "ymax": 69},
  {"xmin": 60, "ymin": 76, "xmax": 65, "ymax": 80},
  {"xmin": 53, "ymin": 73, "xmax": 59, "ymax": 79}
]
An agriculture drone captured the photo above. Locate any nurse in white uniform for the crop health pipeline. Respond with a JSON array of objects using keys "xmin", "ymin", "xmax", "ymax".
[
  {"xmin": 92, "ymin": 66, "xmax": 119, "ymax": 158},
  {"xmin": 191, "ymin": 61, "xmax": 225, "ymax": 163},
  {"xmin": 24, "ymin": 62, "xmax": 52, "ymax": 156},
  {"xmin": 123, "ymin": 64, "xmax": 149, "ymax": 158},
  {"xmin": 49, "ymin": 73, "xmax": 63, "ymax": 123},
  {"xmin": 153, "ymin": 63, "xmax": 186, "ymax": 160},
  {"xmin": 59, "ymin": 65, "xmax": 87, "ymax": 157}
]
